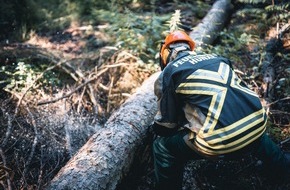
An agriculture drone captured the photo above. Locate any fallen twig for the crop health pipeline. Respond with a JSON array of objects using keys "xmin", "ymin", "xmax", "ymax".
[
  {"xmin": 37, "ymin": 68, "xmax": 109, "ymax": 106},
  {"xmin": 0, "ymin": 108, "xmax": 13, "ymax": 148},
  {"xmin": 104, "ymin": 62, "xmax": 129, "ymax": 68},
  {"xmin": 77, "ymin": 86, "xmax": 87, "ymax": 113},
  {"xmin": 0, "ymin": 149, "xmax": 12, "ymax": 190},
  {"xmin": 85, "ymin": 72, "xmax": 99, "ymax": 114},
  {"xmin": 14, "ymin": 59, "xmax": 68, "ymax": 115},
  {"xmin": 23, "ymin": 108, "xmax": 39, "ymax": 178},
  {"xmin": 266, "ymin": 96, "xmax": 290, "ymax": 106},
  {"xmin": 106, "ymin": 76, "xmax": 115, "ymax": 114}
]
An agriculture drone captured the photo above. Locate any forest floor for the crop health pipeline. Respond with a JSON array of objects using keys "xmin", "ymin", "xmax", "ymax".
[{"xmin": 0, "ymin": 1, "xmax": 290, "ymax": 190}]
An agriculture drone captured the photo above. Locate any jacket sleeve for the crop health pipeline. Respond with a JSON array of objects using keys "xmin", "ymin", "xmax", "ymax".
[{"xmin": 153, "ymin": 72, "xmax": 179, "ymax": 132}]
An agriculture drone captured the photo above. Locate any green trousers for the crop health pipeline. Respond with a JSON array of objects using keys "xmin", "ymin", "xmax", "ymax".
[{"xmin": 152, "ymin": 130, "xmax": 290, "ymax": 190}]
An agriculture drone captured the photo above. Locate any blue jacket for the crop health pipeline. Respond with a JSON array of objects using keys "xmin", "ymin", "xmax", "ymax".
[{"xmin": 154, "ymin": 52, "xmax": 267, "ymax": 156}]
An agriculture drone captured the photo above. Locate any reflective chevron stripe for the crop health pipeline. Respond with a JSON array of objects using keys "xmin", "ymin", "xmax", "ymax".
[
  {"xmin": 186, "ymin": 62, "xmax": 230, "ymax": 84},
  {"xmin": 195, "ymin": 123, "xmax": 266, "ymax": 155},
  {"xmin": 175, "ymin": 61, "xmax": 266, "ymax": 155},
  {"xmin": 231, "ymin": 73, "xmax": 258, "ymax": 97},
  {"xmin": 176, "ymin": 83, "xmax": 227, "ymax": 134}
]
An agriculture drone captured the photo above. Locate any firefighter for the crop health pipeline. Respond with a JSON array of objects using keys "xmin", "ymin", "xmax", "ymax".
[{"xmin": 152, "ymin": 30, "xmax": 290, "ymax": 190}]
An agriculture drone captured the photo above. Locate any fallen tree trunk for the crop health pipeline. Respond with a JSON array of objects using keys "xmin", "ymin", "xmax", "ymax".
[
  {"xmin": 45, "ymin": 0, "xmax": 233, "ymax": 189},
  {"xmin": 189, "ymin": 0, "xmax": 233, "ymax": 47},
  {"xmin": 46, "ymin": 72, "xmax": 160, "ymax": 190}
]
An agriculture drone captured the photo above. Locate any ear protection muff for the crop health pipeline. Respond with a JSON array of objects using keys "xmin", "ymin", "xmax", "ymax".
[
  {"xmin": 159, "ymin": 41, "xmax": 166, "ymax": 70},
  {"xmin": 160, "ymin": 44, "xmax": 190, "ymax": 70},
  {"xmin": 160, "ymin": 48, "xmax": 173, "ymax": 70},
  {"xmin": 162, "ymin": 48, "xmax": 171, "ymax": 66},
  {"xmin": 160, "ymin": 40, "xmax": 175, "ymax": 70}
]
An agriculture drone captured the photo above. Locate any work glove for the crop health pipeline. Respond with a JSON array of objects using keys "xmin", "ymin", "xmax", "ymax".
[{"xmin": 152, "ymin": 122, "xmax": 178, "ymax": 137}]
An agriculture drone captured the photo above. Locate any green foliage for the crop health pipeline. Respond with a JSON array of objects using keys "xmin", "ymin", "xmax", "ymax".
[
  {"xmin": 208, "ymin": 0, "xmax": 289, "ymax": 66},
  {"xmin": 0, "ymin": 0, "xmax": 108, "ymax": 40},
  {"xmin": 0, "ymin": 0, "xmax": 46, "ymax": 41},
  {"xmin": 265, "ymin": 3, "xmax": 290, "ymax": 23},
  {"xmin": 204, "ymin": 30, "xmax": 257, "ymax": 64},
  {"xmin": 0, "ymin": 62, "xmax": 61, "ymax": 94},
  {"xmin": 68, "ymin": 0, "xmax": 111, "ymax": 19},
  {"xmin": 0, "ymin": 0, "xmax": 170, "ymax": 94},
  {"xmin": 34, "ymin": 0, "xmax": 78, "ymax": 33},
  {"xmin": 236, "ymin": 8, "xmax": 267, "ymax": 21},
  {"xmin": 266, "ymin": 121, "xmax": 283, "ymax": 142},
  {"xmin": 92, "ymin": 6, "xmax": 168, "ymax": 61},
  {"xmin": 238, "ymin": 33, "xmax": 260, "ymax": 45},
  {"xmin": 4, "ymin": 62, "xmax": 37, "ymax": 92},
  {"xmin": 234, "ymin": 1, "xmax": 289, "ymax": 25}
]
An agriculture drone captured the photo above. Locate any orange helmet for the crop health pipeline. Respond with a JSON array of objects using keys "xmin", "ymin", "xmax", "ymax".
[{"xmin": 159, "ymin": 31, "xmax": 195, "ymax": 69}]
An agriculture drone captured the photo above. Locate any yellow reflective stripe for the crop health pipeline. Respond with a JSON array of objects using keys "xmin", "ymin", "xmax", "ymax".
[
  {"xmin": 176, "ymin": 83, "xmax": 225, "ymax": 93},
  {"xmin": 218, "ymin": 62, "xmax": 230, "ymax": 82},
  {"xmin": 206, "ymin": 115, "xmax": 265, "ymax": 145},
  {"xmin": 195, "ymin": 124, "xmax": 266, "ymax": 155},
  {"xmin": 186, "ymin": 62, "xmax": 229, "ymax": 84},
  {"xmin": 204, "ymin": 89, "xmax": 226, "ymax": 134},
  {"xmin": 176, "ymin": 83, "xmax": 227, "ymax": 134},
  {"xmin": 200, "ymin": 109, "xmax": 265, "ymax": 139},
  {"xmin": 174, "ymin": 59, "xmax": 266, "ymax": 155},
  {"xmin": 231, "ymin": 71, "xmax": 258, "ymax": 97}
]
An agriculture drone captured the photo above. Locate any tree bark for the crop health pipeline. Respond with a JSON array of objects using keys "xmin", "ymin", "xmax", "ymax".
[
  {"xmin": 46, "ymin": 72, "xmax": 160, "ymax": 190},
  {"xmin": 189, "ymin": 0, "xmax": 233, "ymax": 47},
  {"xmin": 45, "ymin": 0, "xmax": 233, "ymax": 189}
]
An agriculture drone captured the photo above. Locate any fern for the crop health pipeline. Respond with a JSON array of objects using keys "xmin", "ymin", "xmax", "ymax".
[
  {"xmin": 236, "ymin": 8, "xmax": 267, "ymax": 20},
  {"xmin": 92, "ymin": 5, "xmax": 168, "ymax": 60},
  {"xmin": 265, "ymin": 3, "xmax": 290, "ymax": 23},
  {"xmin": 265, "ymin": 3, "xmax": 289, "ymax": 12},
  {"xmin": 168, "ymin": 10, "xmax": 182, "ymax": 32}
]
